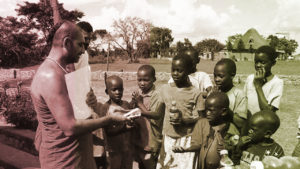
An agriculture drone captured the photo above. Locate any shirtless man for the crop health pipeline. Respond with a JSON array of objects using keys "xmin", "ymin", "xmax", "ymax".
[{"xmin": 31, "ymin": 21, "xmax": 128, "ymax": 169}]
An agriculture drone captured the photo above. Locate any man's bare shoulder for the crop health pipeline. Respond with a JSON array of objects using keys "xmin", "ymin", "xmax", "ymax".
[{"xmin": 31, "ymin": 62, "xmax": 65, "ymax": 95}]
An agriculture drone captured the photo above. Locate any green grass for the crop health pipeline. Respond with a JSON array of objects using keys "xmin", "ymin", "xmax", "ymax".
[{"xmin": 90, "ymin": 59, "xmax": 300, "ymax": 75}]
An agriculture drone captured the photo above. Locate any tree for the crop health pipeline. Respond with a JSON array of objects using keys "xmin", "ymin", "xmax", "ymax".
[
  {"xmin": 226, "ymin": 41, "xmax": 233, "ymax": 51},
  {"xmin": 237, "ymin": 39, "xmax": 245, "ymax": 52},
  {"xmin": 195, "ymin": 39, "xmax": 225, "ymax": 60},
  {"xmin": 111, "ymin": 17, "xmax": 151, "ymax": 62},
  {"xmin": 0, "ymin": 0, "xmax": 84, "ymax": 67},
  {"xmin": 150, "ymin": 26, "xmax": 173, "ymax": 58},
  {"xmin": 176, "ymin": 38, "xmax": 194, "ymax": 54},
  {"xmin": 267, "ymin": 35, "xmax": 298, "ymax": 59}
]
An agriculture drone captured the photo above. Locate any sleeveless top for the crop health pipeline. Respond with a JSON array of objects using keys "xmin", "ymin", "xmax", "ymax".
[{"xmin": 32, "ymin": 93, "xmax": 86, "ymax": 169}]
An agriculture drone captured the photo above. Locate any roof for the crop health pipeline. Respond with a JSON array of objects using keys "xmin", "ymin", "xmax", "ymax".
[{"xmin": 233, "ymin": 28, "xmax": 270, "ymax": 50}]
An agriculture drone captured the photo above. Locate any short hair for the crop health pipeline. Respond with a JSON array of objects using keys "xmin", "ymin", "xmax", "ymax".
[
  {"xmin": 251, "ymin": 110, "xmax": 280, "ymax": 134},
  {"xmin": 172, "ymin": 53, "xmax": 194, "ymax": 75},
  {"xmin": 256, "ymin": 45, "xmax": 278, "ymax": 62},
  {"xmin": 206, "ymin": 91, "xmax": 229, "ymax": 108},
  {"xmin": 138, "ymin": 65, "xmax": 156, "ymax": 79},
  {"xmin": 77, "ymin": 21, "xmax": 93, "ymax": 33},
  {"xmin": 216, "ymin": 58, "xmax": 237, "ymax": 76},
  {"xmin": 105, "ymin": 75, "xmax": 123, "ymax": 89},
  {"xmin": 51, "ymin": 21, "xmax": 82, "ymax": 47},
  {"xmin": 184, "ymin": 48, "xmax": 200, "ymax": 64}
]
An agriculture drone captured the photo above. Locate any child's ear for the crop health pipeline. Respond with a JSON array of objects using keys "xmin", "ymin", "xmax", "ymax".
[
  {"xmin": 221, "ymin": 108, "xmax": 228, "ymax": 117},
  {"xmin": 153, "ymin": 77, "xmax": 156, "ymax": 82},
  {"xmin": 105, "ymin": 89, "xmax": 108, "ymax": 95}
]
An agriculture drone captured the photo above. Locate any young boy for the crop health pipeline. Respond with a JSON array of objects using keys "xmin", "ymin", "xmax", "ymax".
[
  {"xmin": 131, "ymin": 65, "xmax": 164, "ymax": 169},
  {"xmin": 168, "ymin": 49, "xmax": 213, "ymax": 93},
  {"xmin": 238, "ymin": 110, "xmax": 284, "ymax": 168},
  {"xmin": 213, "ymin": 58, "xmax": 247, "ymax": 135},
  {"xmin": 91, "ymin": 75, "xmax": 134, "ymax": 169},
  {"xmin": 244, "ymin": 45, "xmax": 283, "ymax": 114},
  {"xmin": 173, "ymin": 92, "xmax": 233, "ymax": 169}
]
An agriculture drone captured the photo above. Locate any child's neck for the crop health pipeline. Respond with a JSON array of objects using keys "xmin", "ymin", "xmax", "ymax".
[
  {"xmin": 109, "ymin": 99, "xmax": 122, "ymax": 106},
  {"xmin": 141, "ymin": 85, "xmax": 153, "ymax": 95},
  {"xmin": 174, "ymin": 78, "xmax": 191, "ymax": 88},
  {"xmin": 258, "ymin": 138, "xmax": 274, "ymax": 146},
  {"xmin": 220, "ymin": 83, "xmax": 234, "ymax": 93},
  {"xmin": 265, "ymin": 72, "xmax": 274, "ymax": 82}
]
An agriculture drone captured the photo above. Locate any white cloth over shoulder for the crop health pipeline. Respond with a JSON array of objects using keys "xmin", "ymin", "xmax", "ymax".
[
  {"xmin": 75, "ymin": 51, "xmax": 90, "ymax": 70},
  {"xmin": 168, "ymin": 71, "xmax": 212, "ymax": 92},
  {"xmin": 244, "ymin": 74, "xmax": 283, "ymax": 114},
  {"xmin": 65, "ymin": 66, "xmax": 92, "ymax": 119}
]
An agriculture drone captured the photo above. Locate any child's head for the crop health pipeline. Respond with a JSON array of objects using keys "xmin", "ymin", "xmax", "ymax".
[
  {"xmin": 205, "ymin": 91, "xmax": 231, "ymax": 126},
  {"xmin": 214, "ymin": 58, "xmax": 236, "ymax": 92},
  {"xmin": 137, "ymin": 65, "xmax": 156, "ymax": 93},
  {"xmin": 184, "ymin": 49, "xmax": 199, "ymax": 73},
  {"xmin": 171, "ymin": 54, "xmax": 194, "ymax": 85},
  {"xmin": 248, "ymin": 110, "xmax": 280, "ymax": 143},
  {"xmin": 254, "ymin": 46, "xmax": 278, "ymax": 76},
  {"xmin": 105, "ymin": 75, "xmax": 124, "ymax": 103}
]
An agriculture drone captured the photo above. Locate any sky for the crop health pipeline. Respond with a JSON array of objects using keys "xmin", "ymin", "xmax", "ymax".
[{"xmin": 1, "ymin": 0, "xmax": 300, "ymax": 53}]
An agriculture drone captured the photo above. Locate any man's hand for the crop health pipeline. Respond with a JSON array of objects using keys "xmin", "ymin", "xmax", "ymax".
[
  {"xmin": 86, "ymin": 88, "xmax": 97, "ymax": 111},
  {"xmin": 254, "ymin": 68, "xmax": 266, "ymax": 87},
  {"xmin": 172, "ymin": 146, "xmax": 185, "ymax": 153}
]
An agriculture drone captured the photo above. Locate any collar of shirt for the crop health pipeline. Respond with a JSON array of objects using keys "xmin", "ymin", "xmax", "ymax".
[{"xmin": 139, "ymin": 85, "xmax": 156, "ymax": 98}]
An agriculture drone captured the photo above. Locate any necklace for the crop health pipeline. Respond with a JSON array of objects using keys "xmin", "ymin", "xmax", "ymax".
[{"xmin": 46, "ymin": 57, "xmax": 68, "ymax": 74}]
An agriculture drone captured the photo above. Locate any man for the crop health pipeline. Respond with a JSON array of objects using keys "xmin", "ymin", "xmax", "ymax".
[
  {"xmin": 31, "ymin": 21, "xmax": 128, "ymax": 169},
  {"xmin": 66, "ymin": 21, "xmax": 93, "ymax": 72}
]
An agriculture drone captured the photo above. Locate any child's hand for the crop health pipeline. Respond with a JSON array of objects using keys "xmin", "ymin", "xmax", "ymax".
[
  {"xmin": 172, "ymin": 146, "xmax": 185, "ymax": 153},
  {"xmin": 125, "ymin": 120, "xmax": 135, "ymax": 129},
  {"xmin": 132, "ymin": 91, "xmax": 143, "ymax": 105},
  {"xmin": 238, "ymin": 135, "xmax": 252, "ymax": 147},
  {"xmin": 254, "ymin": 68, "xmax": 266, "ymax": 86},
  {"xmin": 86, "ymin": 88, "xmax": 97, "ymax": 110}
]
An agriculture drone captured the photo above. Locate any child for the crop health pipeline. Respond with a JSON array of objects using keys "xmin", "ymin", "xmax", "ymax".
[
  {"xmin": 168, "ymin": 49, "xmax": 213, "ymax": 93},
  {"xmin": 130, "ymin": 65, "xmax": 165, "ymax": 169},
  {"xmin": 244, "ymin": 45, "xmax": 283, "ymax": 114},
  {"xmin": 238, "ymin": 110, "xmax": 284, "ymax": 168},
  {"xmin": 137, "ymin": 54, "xmax": 205, "ymax": 169},
  {"xmin": 173, "ymin": 92, "xmax": 234, "ymax": 169},
  {"xmin": 91, "ymin": 75, "xmax": 134, "ymax": 169},
  {"xmin": 292, "ymin": 115, "xmax": 300, "ymax": 157},
  {"xmin": 213, "ymin": 58, "xmax": 247, "ymax": 135}
]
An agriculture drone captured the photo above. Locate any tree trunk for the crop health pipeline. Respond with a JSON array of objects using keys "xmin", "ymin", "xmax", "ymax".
[{"xmin": 50, "ymin": 0, "xmax": 61, "ymax": 25}]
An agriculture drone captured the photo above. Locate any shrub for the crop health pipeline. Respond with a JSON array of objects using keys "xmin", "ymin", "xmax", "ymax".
[{"xmin": 3, "ymin": 89, "xmax": 38, "ymax": 130}]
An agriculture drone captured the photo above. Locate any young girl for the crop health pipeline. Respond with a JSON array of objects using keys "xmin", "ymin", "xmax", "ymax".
[
  {"xmin": 153, "ymin": 54, "xmax": 205, "ymax": 169},
  {"xmin": 244, "ymin": 45, "xmax": 283, "ymax": 114}
]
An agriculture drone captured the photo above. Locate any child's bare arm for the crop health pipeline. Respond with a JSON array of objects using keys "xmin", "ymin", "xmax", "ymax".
[
  {"xmin": 172, "ymin": 144, "xmax": 201, "ymax": 153},
  {"xmin": 254, "ymin": 70, "xmax": 278, "ymax": 112},
  {"xmin": 133, "ymin": 92, "xmax": 165, "ymax": 119}
]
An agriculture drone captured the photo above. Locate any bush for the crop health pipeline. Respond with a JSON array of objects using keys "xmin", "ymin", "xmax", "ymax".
[{"xmin": 3, "ymin": 89, "xmax": 38, "ymax": 130}]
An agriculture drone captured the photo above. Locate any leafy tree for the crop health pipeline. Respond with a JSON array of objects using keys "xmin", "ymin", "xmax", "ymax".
[
  {"xmin": 267, "ymin": 35, "xmax": 280, "ymax": 49},
  {"xmin": 150, "ymin": 26, "xmax": 173, "ymax": 58},
  {"xmin": 0, "ymin": 0, "xmax": 83, "ymax": 67},
  {"xmin": 111, "ymin": 17, "xmax": 151, "ymax": 62},
  {"xmin": 195, "ymin": 39, "xmax": 225, "ymax": 60},
  {"xmin": 176, "ymin": 38, "xmax": 194, "ymax": 54},
  {"xmin": 226, "ymin": 41, "xmax": 233, "ymax": 51},
  {"xmin": 237, "ymin": 39, "xmax": 245, "ymax": 52},
  {"xmin": 267, "ymin": 35, "xmax": 298, "ymax": 59}
]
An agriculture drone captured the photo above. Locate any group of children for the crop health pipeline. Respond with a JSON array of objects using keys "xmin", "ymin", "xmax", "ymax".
[{"xmin": 87, "ymin": 45, "xmax": 287, "ymax": 169}]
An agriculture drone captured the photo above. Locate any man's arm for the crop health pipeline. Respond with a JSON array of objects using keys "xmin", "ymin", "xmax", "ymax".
[{"xmin": 41, "ymin": 73, "xmax": 127, "ymax": 137}]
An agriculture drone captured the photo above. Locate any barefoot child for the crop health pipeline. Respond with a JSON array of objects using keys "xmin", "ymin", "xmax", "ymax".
[
  {"xmin": 138, "ymin": 54, "xmax": 205, "ymax": 169},
  {"xmin": 244, "ymin": 46, "xmax": 283, "ymax": 114},
  {"xmin": 213, "ymin": 58, "xmax": 247, "ymax": 135},
  {"xmin": 173, "ymin": 92, "xmax": 234, "ymax": 169},
  {"xmin": 238, "ymin": 110, "xmax": 284, "ymax": 168},
  {"xmin": 131, "ymin": 65, "xmax": 165, "ymax": 169},
  {"xmin": 90, "ymin": 75, "xmax": 134, "ymax": 169}
]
